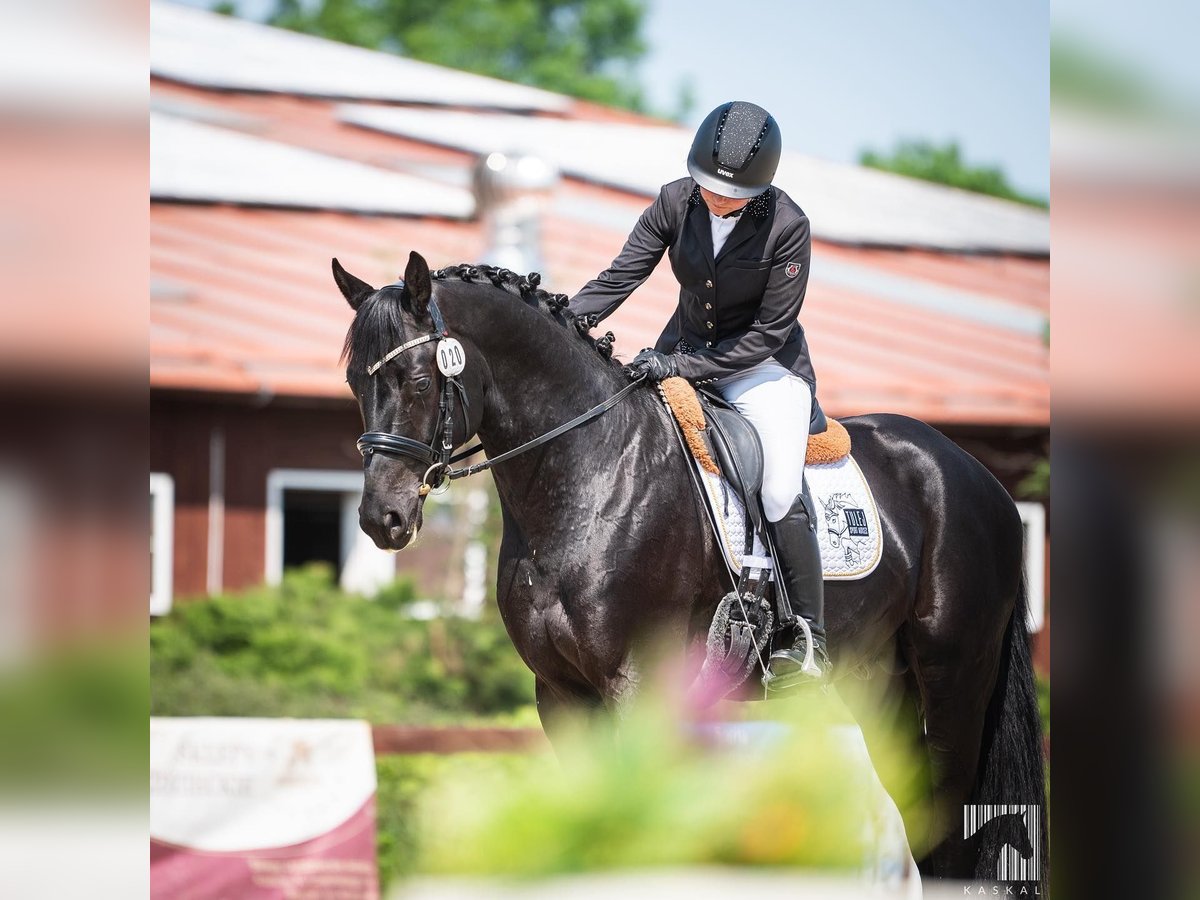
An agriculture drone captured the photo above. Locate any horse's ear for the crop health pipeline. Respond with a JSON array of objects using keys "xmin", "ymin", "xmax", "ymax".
[
  {"xmin": 332, "ymin": 258, "xmax": 375, "ymax": 310},
  {"xmin": 403, "ymin": 251, "xmax": 432, "ymax": 318}
]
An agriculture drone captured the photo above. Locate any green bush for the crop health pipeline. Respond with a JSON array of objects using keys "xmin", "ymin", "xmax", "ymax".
[
  {"xmin": 150, "ymin": 564, "xmax": 536, "ymax": 723},
  {"xmin": 0, "ymin": 643, "xmax": 147, "ymax": 795}
]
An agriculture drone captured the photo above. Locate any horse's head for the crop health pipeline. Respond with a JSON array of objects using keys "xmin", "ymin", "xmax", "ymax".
[
  {"xmin": 334, "ymin": 251, "xmax": 481, "ymax": 551},
  {"xmin": 822, "ymin": 492, "xmax": 848, "ymax": 525},
  {"xmin": 988, "ymin": 810, "xmax": 1036, "ymax": 860},
  {"xmin": 1010, "ymin": 811, "xmax": 1035, "ymax": 859}
]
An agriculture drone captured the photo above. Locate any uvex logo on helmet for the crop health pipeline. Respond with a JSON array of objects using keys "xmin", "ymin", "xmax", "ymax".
[{"xmin": 687, "ymin": 100, "xmax": 782, "ymax": 200}]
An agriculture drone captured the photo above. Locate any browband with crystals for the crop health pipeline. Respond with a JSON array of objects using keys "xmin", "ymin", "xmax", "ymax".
[
  {"xmin": 364, "ymin": 280, "xmax": 450, "ymax": 376},
  {"xmin": 366, "ymin": 333, "xmax": 437, "ymax": 375}
]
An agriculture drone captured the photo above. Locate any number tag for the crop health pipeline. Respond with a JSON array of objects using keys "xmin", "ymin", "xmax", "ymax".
[{"xmin": 436, "ymin": 338, "xmax": 466, "ymax": 376}]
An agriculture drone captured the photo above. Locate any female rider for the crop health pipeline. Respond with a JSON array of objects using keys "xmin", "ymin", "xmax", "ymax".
[{"xmin": 569, "ymin": 101, "xmax": 829, "ymax": 692}]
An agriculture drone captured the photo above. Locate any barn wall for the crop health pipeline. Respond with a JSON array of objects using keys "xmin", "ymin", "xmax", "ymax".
[{"xmin": 151, "ymin": 394, "xmax": 363, "ymax": 598}]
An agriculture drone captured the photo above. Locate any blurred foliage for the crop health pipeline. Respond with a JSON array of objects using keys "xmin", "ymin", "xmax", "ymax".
[
  {"xmin": 0, "ymin": 643, "xmax": 147, "ymax": 795},
  {"xmin": 860, "ymin": 140, "xmax": 1048, "ymax": 208},
  {"xmin": 1017, "ymin": 458, "xmax": 1050, "ymax": 501},
  {"xmin": 1051, "ymin": 36, "xmax": 1164, "ymax": 117},
  {"xmin": 1037, "ymin": 673, "xmax": 1050, "ymax": 745},
  {"xmin": 257, "ymin": 0, "xmax": 651, "ymax": 113},
  {"xmin": 150, "ymin": 564, "xmax": 536, "ymax": 723},
  {"xmin": 419, "ymin": 686, "xmax": 932, "ymax": 877},
  {"xmin": 375, "ymin": 755, "xmax": 435, "ymax": 888},
  {"xmin": 376, "ymin": 753, "xmax": 531, "ymax": 888}
]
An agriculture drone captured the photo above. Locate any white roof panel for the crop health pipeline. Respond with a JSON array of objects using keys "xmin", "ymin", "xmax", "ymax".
[
  {"xmin": 343, "ymin": 105, "xmax": 1049, "ymax": 254},
  {"xmin": 0, "ymin": 7, "xmax": 144, "ymax": 114},
  {"xmin": 151, "ymin": 1, "xmax": 569, "ymax": 112},
  {"xmin": 150, "ymin": 113, "xmax": 474, "ymax": 218}
]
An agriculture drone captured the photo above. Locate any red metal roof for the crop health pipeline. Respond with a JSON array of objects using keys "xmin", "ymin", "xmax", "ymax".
[{"xmin": 150, "ymin": 81, "xmax": 1048, "ymax": 426}]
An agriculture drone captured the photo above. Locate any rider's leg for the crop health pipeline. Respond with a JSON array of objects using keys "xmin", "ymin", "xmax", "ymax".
[{"xmin": 712, "ymin": 361, "xmax": 828, "ymax": 689}]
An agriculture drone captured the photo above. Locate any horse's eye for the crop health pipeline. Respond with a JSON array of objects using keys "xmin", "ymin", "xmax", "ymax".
[{"xmin": 414, "ymin": 376, "xmax": 432, "ymax": 393}]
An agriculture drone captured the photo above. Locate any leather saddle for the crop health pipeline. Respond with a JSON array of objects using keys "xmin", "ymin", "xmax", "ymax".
[{"xmin": 695, "ymin": 388, "xmax": 828, "ymax": 536}]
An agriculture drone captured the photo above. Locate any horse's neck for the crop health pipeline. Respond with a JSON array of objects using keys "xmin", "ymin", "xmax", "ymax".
[{"xmin": 447, "ymin": 295, "xmax": 635, "ymax": 528}]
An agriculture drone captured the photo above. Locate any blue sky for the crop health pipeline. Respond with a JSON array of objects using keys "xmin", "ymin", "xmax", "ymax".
[{"xmin": 640, "ymin": 0, "xmax": 1049, "ymax": 197}]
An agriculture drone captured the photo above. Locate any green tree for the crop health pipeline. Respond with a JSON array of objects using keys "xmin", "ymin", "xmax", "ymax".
[
  {"xmin": 263, "ymin": 0, "xmax": 649, "ymax": 111},
  {"xmin": 859, "ymin": 140, "xmax": 1047, "ymax": 208}
]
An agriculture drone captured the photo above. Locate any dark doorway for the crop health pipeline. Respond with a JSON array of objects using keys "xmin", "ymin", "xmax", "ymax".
[{"xmin": 282, "ymin": 489, "xmax": 342, "ymax": 572}]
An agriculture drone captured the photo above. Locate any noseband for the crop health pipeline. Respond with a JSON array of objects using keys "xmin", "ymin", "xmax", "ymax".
[{"xmin": 356, "ymin": 287, "xmax": 645, "ymax": 496}]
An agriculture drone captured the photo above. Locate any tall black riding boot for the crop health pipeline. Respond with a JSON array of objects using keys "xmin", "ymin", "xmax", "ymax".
[{"xmin": 763, "ymin": 487, "xmax": 830, "ymax": 694}]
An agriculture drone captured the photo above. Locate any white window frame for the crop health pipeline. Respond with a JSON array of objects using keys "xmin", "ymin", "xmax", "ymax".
[
  {"xmin": 150, "ymin": 473, "xmax": 175, "ymax": 616},
  {"xmin": 265, "ymin": 469, "xmax": 399, "ymax": 596},
  {"xmin": 1015, "ymin": 501, "xmax": 1046, "ymax": 633}
]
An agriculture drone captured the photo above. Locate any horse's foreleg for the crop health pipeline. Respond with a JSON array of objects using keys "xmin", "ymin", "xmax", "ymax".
[
  {"xmin": 534, "ymin": 678, "xmax": 568, "ymax": 749},
  {"xmin": 534, "ymin": 676, "xmax": 609, "ymax": 756}
]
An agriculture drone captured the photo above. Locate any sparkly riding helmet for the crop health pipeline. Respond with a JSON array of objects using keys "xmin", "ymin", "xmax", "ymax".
[{"xmin": 686, "ymin": 101, "xmax": 781, "ymax": 199}]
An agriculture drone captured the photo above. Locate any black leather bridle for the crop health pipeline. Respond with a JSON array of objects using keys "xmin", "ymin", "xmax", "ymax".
[{"xmin": 356, "ymin": 288, "xmax": 645, "ymax": 496}]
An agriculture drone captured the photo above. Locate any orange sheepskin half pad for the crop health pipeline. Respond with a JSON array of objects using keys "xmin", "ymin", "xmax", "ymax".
[
  {"xmin": 661, "ymin": 375, "xmax": 851, "ymax": 470},
  {"xmin": 660, "ymin": 376, "xmax": 720, "ymax": 474},
  {"xmin": 806, "ymin": 417, "xmax": 851, "ymax": 464}
]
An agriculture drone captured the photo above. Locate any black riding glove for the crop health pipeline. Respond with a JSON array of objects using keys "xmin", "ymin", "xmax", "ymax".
[{"xmin": 624, "ymin": 348, "xmax": 678, "ymax": 382}]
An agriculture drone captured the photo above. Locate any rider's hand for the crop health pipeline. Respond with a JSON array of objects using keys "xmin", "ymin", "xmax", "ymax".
[{"xmin": 624, "ymin": 349, "xmax": 678, "ymax": 382}]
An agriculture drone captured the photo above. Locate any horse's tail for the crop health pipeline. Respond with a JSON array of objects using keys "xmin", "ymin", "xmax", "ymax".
[{"xmin": 971, "ymin": 573, "xmax": 1048, "ymax": 886}]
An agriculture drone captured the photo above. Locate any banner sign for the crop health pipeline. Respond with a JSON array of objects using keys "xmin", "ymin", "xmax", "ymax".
[{"xmin": 150, "ymin": 717, "xmax": 378, "ymax": 899}]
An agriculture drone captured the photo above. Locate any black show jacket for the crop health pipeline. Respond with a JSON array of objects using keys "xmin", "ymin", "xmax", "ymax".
[{"xmin": 569, "ymin": 177, "xmax": 815, "ymax": 386}]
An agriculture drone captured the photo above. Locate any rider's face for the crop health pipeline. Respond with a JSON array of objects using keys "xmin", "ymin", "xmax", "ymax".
[{"xmin": 699, "ymin": 186, "xmax": 749, "ymax": 217}]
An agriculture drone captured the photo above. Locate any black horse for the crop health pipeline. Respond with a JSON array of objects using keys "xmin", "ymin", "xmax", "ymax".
[{"xmin": 333, "ymin": 251, "xmax": 1046, "ymax": 882}]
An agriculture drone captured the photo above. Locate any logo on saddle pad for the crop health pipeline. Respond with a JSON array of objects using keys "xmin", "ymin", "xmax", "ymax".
[
  {"xmin": 820, "ymin": 492, "xmax": 871, "ymax": 567},
  {"xmin": 844, "ymin": 507, "xmax": 869, "ymax": 537}
]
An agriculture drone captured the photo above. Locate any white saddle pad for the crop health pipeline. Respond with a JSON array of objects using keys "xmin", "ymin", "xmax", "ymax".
[{"xmin": 695, "ymin": 454, "xmax": 883, "ymax": 581}]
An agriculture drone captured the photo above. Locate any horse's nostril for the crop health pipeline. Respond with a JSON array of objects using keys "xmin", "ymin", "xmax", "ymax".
[{"xmin": 383, "ymin": 511, "xmax": 402, "ymax": 531}]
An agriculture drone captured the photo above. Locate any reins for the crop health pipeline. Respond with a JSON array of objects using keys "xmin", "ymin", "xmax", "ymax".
[{"xmin": 356, "ymin": 290, "xmax": 644, "ymax": 496}]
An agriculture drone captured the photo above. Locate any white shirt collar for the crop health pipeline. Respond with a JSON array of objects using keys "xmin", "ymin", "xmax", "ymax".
[{"xmin": 709, "ymin": 211, "xmax": 739, "ymax": 256}]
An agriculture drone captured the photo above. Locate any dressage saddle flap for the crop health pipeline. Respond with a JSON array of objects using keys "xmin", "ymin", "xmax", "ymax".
[
  {"xmin": 696, "ymin": 394, "xmax": 765, "ymax": 533},
  {"xmin": 693, "ymin": 387, "xmax": 829, "ymax": 538}
]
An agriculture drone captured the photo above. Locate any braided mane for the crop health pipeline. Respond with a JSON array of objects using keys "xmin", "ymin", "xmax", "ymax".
[{"xmin": 432, "ymin": 263, "xmax": 619, "ymax": 366}]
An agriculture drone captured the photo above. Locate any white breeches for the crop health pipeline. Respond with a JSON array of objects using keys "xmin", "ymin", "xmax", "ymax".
[{"xmin": 711, "ymin": 359, "xmax": 812, "ymax": 522}]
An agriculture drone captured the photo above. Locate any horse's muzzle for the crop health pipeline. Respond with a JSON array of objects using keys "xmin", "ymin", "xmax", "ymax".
[{"xmin": 359, "ymin": 496, "xmax": 422, "ymax": 551}]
